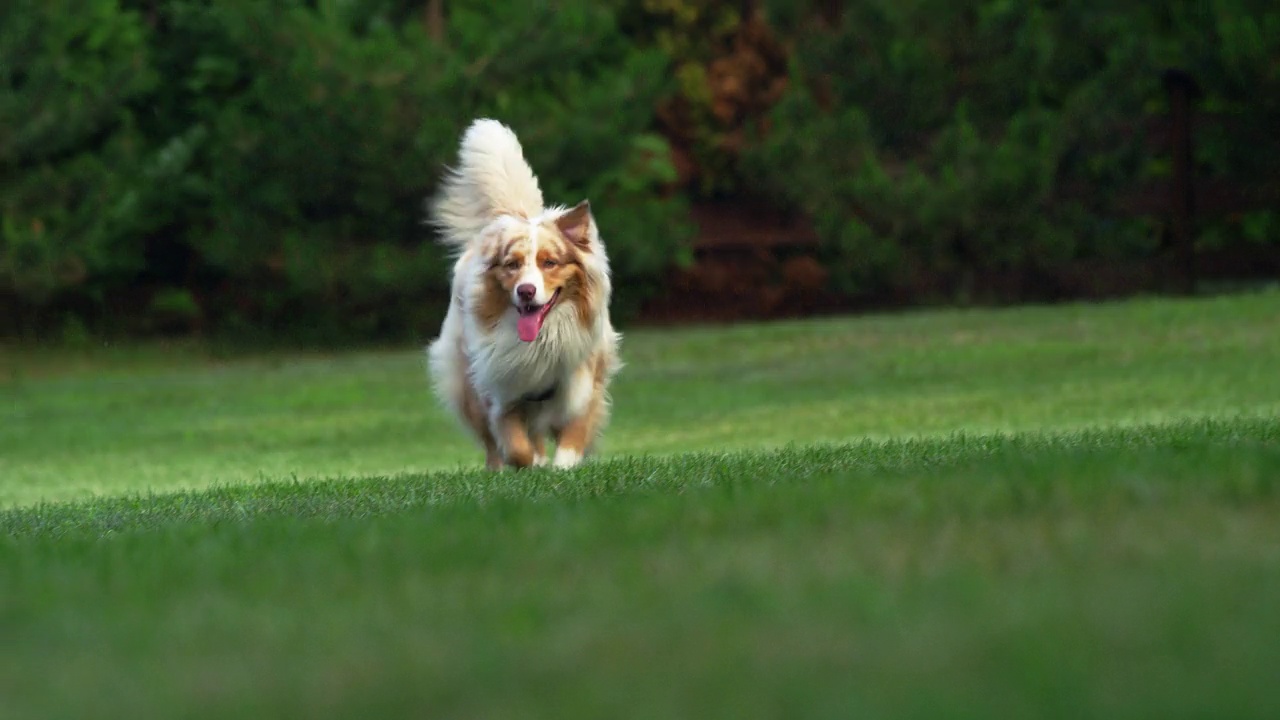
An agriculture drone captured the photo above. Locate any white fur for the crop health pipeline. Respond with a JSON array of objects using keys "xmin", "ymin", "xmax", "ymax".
[
  {"xmin": 430, "ymin": 119, "xmax": 545, "ymax": 253},
  {"xmin": 426, "ymin": 119, "xmax": 620, "ymax": 469},
  {"xmin": 553, "ymin": 448, "xmax": 582, "ymax": 469},
  {"xmin": 513, "ymin": 222, "xmax": 550, "ymax": 305}
]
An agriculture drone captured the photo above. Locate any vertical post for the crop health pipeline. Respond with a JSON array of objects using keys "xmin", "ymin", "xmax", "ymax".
[
  {"xmin": 425, "ymin": 0, "xmax": 445, "ymax": 44},
  {"xmin": 1163, "ymin": 69, "xmax": 1199, "ymax": 294},
  {"xmin": 819, "ymin": 0, "xmax": 843, "ymax": 26}
]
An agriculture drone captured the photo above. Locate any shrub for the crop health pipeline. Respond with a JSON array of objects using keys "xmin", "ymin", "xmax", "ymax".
[
  {"xmin": 1, "ymin": 0, "xmax": 690, "ymax": 342},
  {"xmin": 748, "ymin": 0, "xmax": 1279, "ymax": 301},
  {"xmin": 0, "ymin": 0, "xmax": 157, "ymax": 322},
  {"xmin": 5, "ymin": 1, "xmax": 1277, "ymax": 339},
  {"xmin": 619, "ymin": 0, "xmax": 790, "ymax": 197}
]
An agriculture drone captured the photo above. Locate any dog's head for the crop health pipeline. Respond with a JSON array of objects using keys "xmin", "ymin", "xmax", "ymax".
[{"xmin": 476, "ymin": 201, "xmax": 606, "ymax": 342}]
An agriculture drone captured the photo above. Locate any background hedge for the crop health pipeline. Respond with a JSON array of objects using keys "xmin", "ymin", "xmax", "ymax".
[
  {"xmin": 748, "ymin": 0, "xmax": 1280, "ymax": 303},
  {"xmin": 2, "ymin": 0, "xmax": 1276, "ymax": 343}
]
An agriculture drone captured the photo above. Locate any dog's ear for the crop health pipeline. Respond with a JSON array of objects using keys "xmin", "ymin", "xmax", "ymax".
[{"xmin": 555, "ymin": 200, "xmax": 593, "ymax": 250}]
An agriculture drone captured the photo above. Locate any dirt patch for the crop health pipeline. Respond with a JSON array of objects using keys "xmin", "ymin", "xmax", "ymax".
[
  {"xmin": 635, "ymin": 201, "xmax": 1280, "ymax": 326},
  {"xmin": 639, "ymin": 201, "xmax": 855, "ymax": 324}
]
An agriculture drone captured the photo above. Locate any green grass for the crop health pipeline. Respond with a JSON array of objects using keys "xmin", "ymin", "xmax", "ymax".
[
  {"xmin": 3, "ymin": 292, "xmax": 1280, "ymax": 718},
  {"xmin": 4, "ymin": 292, "xmax": 1279, "ymax": 507}
]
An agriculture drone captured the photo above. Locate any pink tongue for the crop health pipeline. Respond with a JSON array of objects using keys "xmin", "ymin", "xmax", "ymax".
[{"xmin": 517, "ymin": 311, "xmax": 543, "ymax": 342}]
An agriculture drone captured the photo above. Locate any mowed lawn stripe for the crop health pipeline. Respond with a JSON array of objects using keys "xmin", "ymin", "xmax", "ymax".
[
  {"xmin": 3, "ymin": 416, "xmax": 1277, "ymax": 538},
  {"xmin": 1, "ymin": 419, "xmax": 1278, "ymax": 719},
  {"xmin": 4, "ymin": 291, "xmax": 1280, "ymax": 506}
]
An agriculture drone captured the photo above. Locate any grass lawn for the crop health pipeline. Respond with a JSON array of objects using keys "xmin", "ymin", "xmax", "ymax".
[{"xmin": 3, "ymin": 291, "xmax": 1280, "ymax": 718}]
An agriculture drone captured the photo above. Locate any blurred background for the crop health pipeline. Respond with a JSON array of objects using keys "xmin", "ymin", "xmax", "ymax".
[{"xmin": 2, "ymin": 0, "xmax": 1277, "ymax": 347}]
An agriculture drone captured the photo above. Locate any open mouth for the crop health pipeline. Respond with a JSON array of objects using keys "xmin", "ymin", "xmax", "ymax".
[{"xmin": 516, "ymin": 289, "xmax": 560, "ymax": 342}]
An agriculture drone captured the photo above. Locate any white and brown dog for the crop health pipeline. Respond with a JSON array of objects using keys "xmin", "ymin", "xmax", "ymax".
[{"xmin": 426, "ymin": 119, "xmax": 621, "ymax": 470}]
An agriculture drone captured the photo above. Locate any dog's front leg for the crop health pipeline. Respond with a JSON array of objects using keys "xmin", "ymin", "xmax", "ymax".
[
  {"xmin": 493, "ymin": 407, "xmax": 536, "ymax": 469},
  {"xmin": 552, "ymin": 395, "xmax": 604, "ymax": 469},
  {"xmin": 483, "ymin": 443, "xmax": 504, "ymax": 471},
  {"xmin": 529, "ymin": 433, "xmax": 549, "ymax": 467}
]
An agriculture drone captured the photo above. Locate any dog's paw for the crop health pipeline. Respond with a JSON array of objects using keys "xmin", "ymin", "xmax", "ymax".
[
  {"xmin": 552, "ymin": 448, "xmax": 582, "ymax": 469},
  {"xmin": 533, "ymin": 453, "xmax": 548, "ymax": 467}
]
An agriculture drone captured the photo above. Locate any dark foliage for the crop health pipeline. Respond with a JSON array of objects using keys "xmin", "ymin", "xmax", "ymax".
[{"xmin": 2, "ymin": 0, "xmax": 1276, "ymax": 342}]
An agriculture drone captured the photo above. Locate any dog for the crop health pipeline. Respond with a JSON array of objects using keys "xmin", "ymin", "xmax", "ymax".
[{"xmin": 426, "ymin": 119, "xmax": 621, "ymax": 470}]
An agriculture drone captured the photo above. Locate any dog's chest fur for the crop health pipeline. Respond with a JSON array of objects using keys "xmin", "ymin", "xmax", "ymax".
[{"xmin": 464, "ymin": 306, "xmax": 598, "ymax": 404}]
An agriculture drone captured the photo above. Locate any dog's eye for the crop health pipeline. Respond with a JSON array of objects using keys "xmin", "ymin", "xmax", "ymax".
[
  {"xmin": 541, "ymin": 258, "xmax": 559, "ymax": 269},
  {"xmin": 503, "ymin": 260, "xmax": 520, "ymax": 272}
]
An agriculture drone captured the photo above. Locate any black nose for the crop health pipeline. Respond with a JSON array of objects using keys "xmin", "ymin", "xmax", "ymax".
[{"xmin": 516, "ymin": 283, "xmax": 536, "ymax": 302}]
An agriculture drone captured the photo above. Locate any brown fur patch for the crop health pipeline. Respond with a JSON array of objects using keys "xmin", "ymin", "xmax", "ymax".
[
  {"xmin": 573, "ymin": 270, "xmax": 596, "ymax": 328},
  {"xmin": 500, "ymin": 234, "xmax": 523, "ymax": 260},
  {"xmin": 531, "ymin": 224, "xmax": 596, "ymax": 329},
  {"xmin": 455, "ymin": 343, "xmax": 503, "ymax": 469},
  {"xmin": 555, "ymin": 200, "xmax": 593, "ymax": 250},
  {"xmin": 498, "ymin": 408, "xmax": 534, "ymax": 468},
  {"xmin": 472, "ymin": 228, "xmax": 532, "ymax": 330},
  {"xmin": 553, "ymin": 349, "xmax": 613, "ymax": 456},
  {"xmin": 475, "ymin": 271, "xmax": 512, "ymax": 330}
]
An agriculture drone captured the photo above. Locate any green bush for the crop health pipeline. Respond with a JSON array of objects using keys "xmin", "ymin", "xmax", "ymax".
[
  {"xmin": 4, "ymin": 0, "xmax": 1277, "ymax": 340},
  {"xmin": 0, "ymin": 0, "xmax": 157, "ymax": 315},
  {"xmin": 1, "ymin": 0, "xmax": 688, "ymax": 343},
  {"xmin": 748, "ymin": 0, "xmax": 1279, "ymax": 301},
  {"xmin": 617, "ymin": 0, "xmax": 790, "ymax": 198}
]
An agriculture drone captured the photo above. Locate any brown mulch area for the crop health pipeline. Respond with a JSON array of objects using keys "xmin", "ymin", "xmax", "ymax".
[
  {"xmin": 635, "ymin": 202, "xmax": 1280, "ymax": 326},
  {"xmin": 637, "ymin": 201, "xmax": 853, "ymax": 325}
]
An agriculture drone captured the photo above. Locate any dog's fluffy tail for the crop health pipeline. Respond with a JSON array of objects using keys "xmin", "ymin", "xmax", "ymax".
[{"xmin": 430, "ymin": 119, "xmax": 545, "ymax": 251}]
